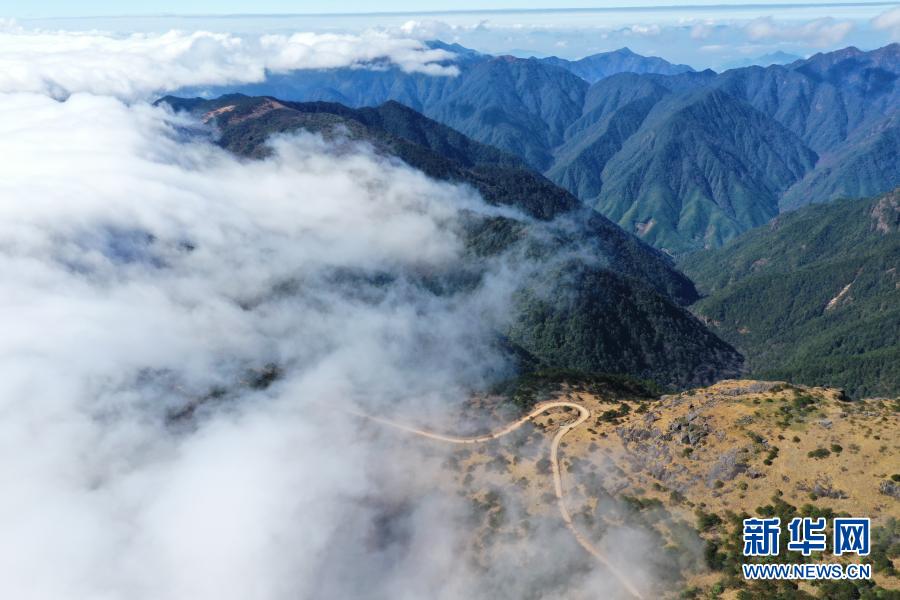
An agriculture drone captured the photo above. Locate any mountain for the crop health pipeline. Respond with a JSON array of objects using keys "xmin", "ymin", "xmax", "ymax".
[
  {"xmin": 160, "ymin": 94, "xmax": 743, "ymax": 387},
  {"xmin": 177, "ymin": 44, "xmax": 695, "ymax": 171},
  {"xmin": 539, "ymin": 47, "xmax": 694, "ymax": 83},
  {"xmin": 180, "ymin": 47, "xmax": 588, "ymax": 170},
  {"xmin": 546, "ymin": 90, "xmax": 664, "ymax": 204},
  {"xmin": 719, "ymin": 51, "xmax": 802, "ymax": 70},
  {"xmin": 780, "ymin": 113, "xmax": 900, "ymax": 210},
  {"xmin": 179, "ymin": 43, "xmax": 900, "ymax": 254},
  {"xmin": 420, "ymin": 57, "xmax": 587, "ymax": 170},
  {"xmin": 712, "ymin": 44, "xmax": 900, "ymax": 154},
  {"xmin": 680, "ymin": 187, "xmax": 900, "ymax": 398},
  {"xmin": 545, "ymin": 44, "xmax": 898, "ymax": 251},
  {"xmin": 591, "ymin": 88, "xmax": 818, "ymax": 253}
]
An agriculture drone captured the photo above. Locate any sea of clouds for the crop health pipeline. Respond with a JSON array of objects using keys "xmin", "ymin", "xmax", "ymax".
[
  {"xmin": 0, "ymin": 24, "xmax": 657, "ymax": 600},
  {"xmin": 0, "ymin": 25, "xmax": 457, "ymax": 98}
]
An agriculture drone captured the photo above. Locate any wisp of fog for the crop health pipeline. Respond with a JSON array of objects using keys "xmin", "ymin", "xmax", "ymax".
[{"xmin": 0, "ymin": 24, "xmax": 658, "ymax": 600}]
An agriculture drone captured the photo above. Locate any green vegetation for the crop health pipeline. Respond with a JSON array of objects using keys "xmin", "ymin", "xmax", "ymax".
[
  {"xmin": 621, "ymin": 495, "xmax": 664, "ymax": 512},
  {"xmin": 179, "ymin": 44, "xmax": 898, "ymax": 254},
  {"xmin": 548, "ymin": 46, "xmax": 899, "ymax": 253},
  {"xmin": 163, "ymin": 94, "xmax": 744, "ymax": 390},
  {"xmin": 598, "ymin": 402, "xmax": 632, "ymax": 424},
  {"xmin": 591, "ymin": 88, "xmax": 816, "ymax": 253},
  {"xmin": 696, "ymin": 509, "xmax": 723, "ymax": 532},
  {"xmin": 507, "ymin": 261, "xmax": 741, "ymax": 389},
  {"xmin": 695, "ymin": 494, "xmax": 900, "ymax": 599},
  {"xmin": 491, "ymin": 368, "xmax": 660, "ymax": 410},
  {"xmin": 681, "ymin": 188, "xmax": 900, "ymax": 398},
  {"xmin": 780, "ymin": 113, "xmax": 900, "ymax": 211}
]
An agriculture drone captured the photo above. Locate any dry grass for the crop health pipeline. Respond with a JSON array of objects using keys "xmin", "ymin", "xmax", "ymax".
[{"xmin": 403, "ymin": 380, "xmax": 900, "ymax": 597}]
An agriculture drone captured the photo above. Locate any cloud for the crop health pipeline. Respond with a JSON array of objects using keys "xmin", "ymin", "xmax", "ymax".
[
  {"xmin": 627, "ymin": 24, "xmax": 662, "ymax": 37},
  {"xmin": 744, "ymin": 16, "xmax": 854, "ymax": 47},
  {"xmin": 372, "ymin": 10, "xmax": 882, "ymax": 69},
  {"xmin": 0, "ymin": 90, "xmax": 524, "ymax": 599},
  {"xmin": 0, "ymin": 82, "xmax": 670, "ymax": 597},
  {"xmin": 872, "ymin": 7, "xmax": 900, "ymax": 39},
  {"xmin": 0, "ymin": 28, "xmax": 457, "ymax": 100},
  {"xmin": 690, "ymin": 24, "xmax": 713, "ymax": 40},
  {"xmin": 0, "ymin": 19, "xmax": 695, "ymax": 599},
  {"xmin": 394, "ymin": 18, "xmax": 491, "ymax": 47}
]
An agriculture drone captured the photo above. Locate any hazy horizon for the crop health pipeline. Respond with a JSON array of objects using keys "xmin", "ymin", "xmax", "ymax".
[{"xmin": 5, "ymin": 1, "xmax": 898, "ymax": 68}]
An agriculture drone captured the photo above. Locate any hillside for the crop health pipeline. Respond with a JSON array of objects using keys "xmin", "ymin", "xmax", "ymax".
[
  {"xmin": 175, "ymin": 44, "xmax": 699, "ymax": 174},
  {"xmin": 680, "ymin": 188, "xmax": 900, "ymax": 398},
  {"xmin": 592, "ymin": 88, "xmax": 817, "ymax": 253},
  {"xmin": 182, "ymin": 52, "xmax": 589, "ymax": 171},
  {"xmin": 178, "ymin": 43, "xmax": 900, "ymax": 253},
  {"xmin": 547, "ymin": 45, "xmax": 899, "ymax": 252},
  {"xmin": 540, "ymin": 47, "xmax": 694, "ymax": 83},
  {"xmin": 388, "ymin": 377, "xmax": 900, "ymax": 599},
  {"xmin": 781, "ymin": 113, "xmax": 900, "ymax": 210},
  {"xmin": 713, "ymin": 44, "xmax": 900, "ymax": 154},
  {"xmin": 162, "ymin": 94, "xmax": 743, "ymax": 388}
]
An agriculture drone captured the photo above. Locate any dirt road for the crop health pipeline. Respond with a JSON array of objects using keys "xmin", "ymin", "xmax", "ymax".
[{"xmin": 351, "ymin": 401, "xmax": 645, "ymax": 599}]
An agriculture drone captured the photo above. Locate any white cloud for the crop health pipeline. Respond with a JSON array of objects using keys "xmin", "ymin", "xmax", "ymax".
[
  {"xmin": 0, "ymin": 28, "xmax": 457, "ymax": 100},
  {"xmin": 744, "ymin": 16, "xmax": 854, "ymax": 47},
  {"xmin": 0, "ymin": 15, "xmax": 779, "ymax": 598},
  {"xmin": 396, "ymin": 18, "xmax": 489, "ymax": 41},
  {"xmin": 0, "ymin": 90, "xmax": 530, "ymax": 599},
  {"xmin": 0, "ymin": 80, "xmax": 673, "ymax": 597},
  {"xmin": 872, "ymin": 7, "xmax": 900, "ymax": 39},
  {"xmin": 690, "ymin": 24, "xmax": 713, "ymax": 40},
  {"xmin": 628, "ymin": 24, "xmax": 662, "ymax": 37},
  {"xmin": 374, "ymin": 12, "xmax": 875, "ymax": 68}
]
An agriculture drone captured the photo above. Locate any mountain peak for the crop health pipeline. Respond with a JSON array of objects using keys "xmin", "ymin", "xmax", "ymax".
[
  {"xmin": 799, "ymin": 45, "xmax": 867, "ymax": 68},
  {"xmin": 424, "ymin": 40, "xmax": 481, "ymax": 59},
  {"xmin": 540, "ymin": 47, "xmax": 694, "ymax": 83}
]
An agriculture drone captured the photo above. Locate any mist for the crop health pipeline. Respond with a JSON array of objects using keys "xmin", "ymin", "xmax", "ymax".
[
  {"xmin": 0, "ymin": 26, "xmax": 670, "ymax": 599},
  {"xmin": 0, "ymin": 25, "xmax": 457, "ymax": 98}
]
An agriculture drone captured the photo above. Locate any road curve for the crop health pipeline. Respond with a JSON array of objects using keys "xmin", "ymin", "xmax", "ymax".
[{"xmin": 350, "ymin": 401, "xmax": 645, "ymax": 600}]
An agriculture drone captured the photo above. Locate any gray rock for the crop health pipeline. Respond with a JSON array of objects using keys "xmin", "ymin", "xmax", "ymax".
[
  {"xmin": 879, "ymin": 480, "xmax": 900, "ymax": 500},
  {"xmin": 707, "ymin": 449, "xmax": 748, "ymax": 485}
]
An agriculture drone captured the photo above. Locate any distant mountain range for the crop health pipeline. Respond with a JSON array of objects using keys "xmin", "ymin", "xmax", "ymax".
[
  {"xmin": 539, "ymin": 47, "xmax": 694, "ymax": 83},
  {"xmin": 180, "ymin": 42, "xmax": 900, "ymax": 254},
  {"xmin": 719, "ymin": 51, "xmax": 802, "ymax": 70},
  {"xmin": 550, "ymin": 44, "xmax": 900, "ymax": 253},
  {"xmin": 163, "ymin": 41, "xmax": 900, "ymax": 395},
  {"xmin": 160, "ymin": 94, "xmax": 743, "ymax": 388},
  {"xmin": 681, "ymin": 187, "xmax": 900, "ymax": 398}
]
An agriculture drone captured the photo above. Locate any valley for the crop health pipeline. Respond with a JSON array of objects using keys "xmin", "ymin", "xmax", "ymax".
[
  {"xmin": 183, "ymin": 42, "xmax": 900, "ymax": 253},
  {"xmin": 682, "ymin": 188, "xmax": 900, "ymax": 398},
  {"xmin": 6, "ymin": 13, "xmax": 896, "ymax": 598}
]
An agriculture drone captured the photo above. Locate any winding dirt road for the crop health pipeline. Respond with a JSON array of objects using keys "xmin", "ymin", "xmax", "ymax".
[{"xmin": 351, "ymin": 401, "xmax": 645, "ymax": 599}]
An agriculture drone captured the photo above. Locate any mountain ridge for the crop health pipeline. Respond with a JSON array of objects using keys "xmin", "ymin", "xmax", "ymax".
[
  {"xmin": 177, "ymin": 43, "xmax": 900, "ymax": 253},
  {"xmin": 680, "ymin": 187, "xmax": 900, "ymax": 398},
  {"xmin": 539, "ymin": 47, "xmax": 695, "ymax": 83},
  {"xmin": 161, "ymin": 93, "xmax": 744, "ymax": 387}
]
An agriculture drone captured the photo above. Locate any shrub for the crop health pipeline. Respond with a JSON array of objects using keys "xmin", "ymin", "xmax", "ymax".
[
  {"xmin": 696, "ymin": 509, "xmax": 722, "ymax": 531},
  {"xmin": 807, "ymin": 448, "xmax": 831, "ymax": 459}
]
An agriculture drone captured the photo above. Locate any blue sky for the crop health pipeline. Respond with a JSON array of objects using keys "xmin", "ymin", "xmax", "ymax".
[
  {"xmin": 6, "ymin": 0, "xmax": 893, "ymax": 17},
  {"xmin": 6, "ymin": 1, "xmax": 899, "ymax": 69}
]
